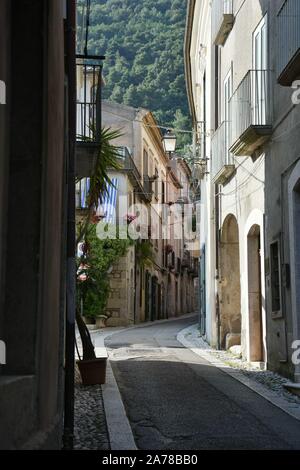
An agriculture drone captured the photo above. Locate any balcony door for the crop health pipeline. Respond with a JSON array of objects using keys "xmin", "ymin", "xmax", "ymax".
[
  {"xmin": 253, "ymin": 15, "xmax": 268, "ymax": 125},
  {"xmin": 224, "ymin": 68, "xmax": 232, "ymax": 163}
]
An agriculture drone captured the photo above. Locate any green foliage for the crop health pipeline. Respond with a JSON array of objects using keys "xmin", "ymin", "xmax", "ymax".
[
  {"xmin": 77, "ymin": 0, "xmax": 191, "ymax": 147},
  {"xmin": 135, "ymin": 240, "xmax": 155, "ymax": 268},
  {"xmin": 76, "ymin": 126, "xmax": 123, "ymax": 244},
  {"xmin": 77, "ymin": 224, "xmax": 131, "ymax": 320},
  {"xmin": 173, "ymin": 109, "xmax": 191, "ymax": 151}
]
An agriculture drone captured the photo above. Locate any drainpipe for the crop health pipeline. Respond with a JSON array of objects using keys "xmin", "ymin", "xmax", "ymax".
[
  {"xmin": 215, "ymin": 184, "xmax": 221, "ymax": 350},
  {"xmin": 63, "ymin": 0, "xmax": 76, "ymax": 450}
]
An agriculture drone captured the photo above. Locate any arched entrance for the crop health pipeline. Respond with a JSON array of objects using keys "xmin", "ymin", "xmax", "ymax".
[
  {"xmin": 288, "ymin": 166, "xmax": 300, "ymax": 382},
  {"xmin": 151, "ymin": 276, "xmax": 158, "ymax": 321},
  {"xmin": 145, "ymin": 271, "xmax": 151, "ymax": 322},
  {"xmin": 167, "ymin": 274, "xmax": 172, "ymax": 318},
  {"xmin": 161, "ymin": 282, "xmax": 166, "ymax": 319},
  {"xmin": 247, "ymin": 224, "xmax": 264, "ymax": 362},
  {"xmin": 220, "ymin": 215, "xmax": 241, "ymax": 349}
]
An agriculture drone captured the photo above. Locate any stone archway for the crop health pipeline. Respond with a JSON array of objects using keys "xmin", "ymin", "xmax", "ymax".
[
  {"xmin": 145, "ymin": 271, "xmax": 151, "ymax": 322},
  {"xmin": 220, "ymin": 215, "xmax": 241, "ymax": 349},
  {"xmin": 288, "ymin": 164, "xmax": 300, "ymax": 382},
  {"xmin": 247, "ymin": 224, "xmax": 264, "ymax": 362},
  {"xmin": 161, "ymin": 282, "xmax": 166, "ymax": 319}
]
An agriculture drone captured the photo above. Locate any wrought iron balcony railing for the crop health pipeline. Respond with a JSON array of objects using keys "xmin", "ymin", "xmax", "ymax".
[
  {"xmin": 76, "ymin": 55, "xmax": 105, "ymax": 178},
  {"xmin": 211, "ymin": 121, "xmax": 235, "ymax": 184},
  {"xmin": 116, "ymin": 147, "xmax": 153, "ymax": 203},
  {"xmin": 277, "ymin": 0, "xmax": 300, "ymax": 86},
  {"xmin": 142, "ymin": 177, "xmax": 153, "ymax": 203},
  {"xmin": 76, "ymin": 58, "xmax": 103, "ymax": 143},
  {"xmin": 182, "ymin": 251, "xmax": 191, "ymax": 268},
  {"xmin": 229, "ymin": 70, "xmax": 272, "ymax": 156},
  {"xmin": 116, "ymin": 147, "xmax": 141, "ymax": 180},
  {"xmin": 211, "ymin": 0, "xmax": 234, "ymax": 46}
]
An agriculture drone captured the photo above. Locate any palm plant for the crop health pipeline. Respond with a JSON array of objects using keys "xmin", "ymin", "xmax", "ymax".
[
  {"xmin": 76, "ymin": 126, "xmax": 122, "ymax": 361},
  {"xmin": 76, "ymin": 127, "xmax": 122, "ymax": 245}
]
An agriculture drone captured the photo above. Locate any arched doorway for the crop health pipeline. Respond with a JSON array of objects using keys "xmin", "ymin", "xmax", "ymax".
[
  {"xmin": 167, "ymin": 273, "xmax": 173, "ymax": 318},
  {"xmin": 247, "ymin": 224, "xmax": 264, "ymax": 362},
  {"xmin": 220, "ymin": 215, "xmax": 241, "ymax": 349},
  {"xmin": 145, "ymin": 271, "xmax": 151, "ymax": 322},
  {"xmin": 151, "ymin": 276, "xmax": 158, "ymax": 321},
  {"xmin": 288, "ymin": 167, "xmax": 300, "ymax": 382},
  {"xmin": 161, "ymin": 282, "xmax": 166, "ymax": 319}
]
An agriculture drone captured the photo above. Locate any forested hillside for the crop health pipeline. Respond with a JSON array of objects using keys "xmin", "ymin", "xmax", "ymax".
[{"xmin": 77, "ymin": 0, "xmax": 191, "ymax": 148}]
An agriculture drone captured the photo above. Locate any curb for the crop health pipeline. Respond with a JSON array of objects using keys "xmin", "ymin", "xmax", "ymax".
[
  {"xmin": 102, "ymin": 360, "xmax": 137, "ymax": 450},
  {"xmin": 177, "ymin": 324, "xmax": 300, "ymax": 422}
]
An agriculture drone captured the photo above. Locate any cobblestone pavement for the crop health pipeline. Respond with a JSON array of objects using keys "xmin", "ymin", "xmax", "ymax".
[
  {"xmin": 74, "ymin": 366, "xmax": 110, "ymax": 450},
  {"xmin": 183, "ymin": 325, "xmax": 300, "ymax": 407}
]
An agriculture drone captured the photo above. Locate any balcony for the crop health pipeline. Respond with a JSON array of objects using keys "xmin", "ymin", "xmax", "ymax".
[
  {"xmin": 116, "ymin": 147, "xmax": 140, "ymax": 185},
  {"xmin": 182, "ymin": 251, "xmax": 191, "ymax": 269},
  {"xmin": 168, "ymin": 251, "xmax": 175, "ymax": 270},
  {"xmin": 116, "ymin": 147, "xmax": 153, "ymax": 203},
  {"xmin": 277, "ymin": 0, "xmax": 300, "ymax": 86},
  {"xmin": 212, "ymin": 0, "xmax": 234, "ymax": 46},
  {"xmin": 211, "ymin": 121, "xmax": 235, "ymax": 184},
  {"xmin": 229, "ymin": 70, "xmax": 272, "ymax": 156},
  {"xmin": 76, "ymin": 56, "xmax": 104, "ymax": 178},
  {"xmin": 188, "ymin": 257, "xmax": 199, "ymax": 278},
  {"xmin": 142, "ymin": 177, "xmax": 153, "ymax": 203}
]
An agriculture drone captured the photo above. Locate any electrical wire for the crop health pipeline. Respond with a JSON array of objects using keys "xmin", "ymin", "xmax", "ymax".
[
  {"xmin": 214, "ymin": 157, "xmax": 265, "ymax": 197},
  {"xmin": 103, "ymin": 108, "xmax": 198, "ymax": 135}
]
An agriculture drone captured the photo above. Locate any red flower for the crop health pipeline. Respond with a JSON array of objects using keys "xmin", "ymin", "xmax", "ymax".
[
  {"xmin": 125, "ymin": 213, "xmax": 137, "ymax": 224},
  {"xmin": 90, "ymin": 211, "xmax": 103, "ymax": 224}
]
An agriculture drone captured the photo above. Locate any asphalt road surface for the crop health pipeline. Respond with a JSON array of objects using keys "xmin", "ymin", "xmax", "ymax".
[{"xmin": 105, "ymin": 315, "xmax": 300, "ymax": 450}]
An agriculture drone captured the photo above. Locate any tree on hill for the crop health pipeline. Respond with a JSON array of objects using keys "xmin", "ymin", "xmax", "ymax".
[{"xmin": 77, "ymin": 0, "xmax": 191, "ymax": 150}]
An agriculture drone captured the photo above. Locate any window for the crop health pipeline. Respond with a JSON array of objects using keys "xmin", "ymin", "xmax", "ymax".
[
  {"xmin": 253, "ymin": 15, "xmax": 268, "ymax": 125},
  {"xmin": 270, "ymin": 241, "xmax": 281, "ymax": 314},
  {"xmin": 223, "ymin": 67, "xmax": 232, "ymax": 161},
  {"xmin": 154, "ymin": 167, "xmax": 159, "ymax": 199},
  {"xmin": 143, "ymin": 149, "xmax": 148, "ymax": 177},
  {"xmin": 162, "ymin": 180, "xmax": 165, "ymax": 204},
  {"xmin": 214, "ymin": 46, "xmax": 219, "ymax": 130},
  {"xmin": 277, "ymin": 0, "xmax": 300, "ymax": 86}
]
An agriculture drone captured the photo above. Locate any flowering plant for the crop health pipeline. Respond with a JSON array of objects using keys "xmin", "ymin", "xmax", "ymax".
[{"xmin": 124, "ymin": 213, "xmax": 137, "ymax": 224}]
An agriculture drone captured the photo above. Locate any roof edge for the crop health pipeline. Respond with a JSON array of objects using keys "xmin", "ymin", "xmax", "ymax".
[{"xmin": 184, "ymin": 0, "xmax": 197, "ymax": 129}]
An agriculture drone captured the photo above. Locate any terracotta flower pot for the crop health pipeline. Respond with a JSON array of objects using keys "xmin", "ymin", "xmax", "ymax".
[{"xmin": 77, "ymin": 357, "xmax": 107, "ymax": 385}]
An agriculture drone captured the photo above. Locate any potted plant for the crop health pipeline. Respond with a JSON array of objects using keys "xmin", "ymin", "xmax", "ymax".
[
  {"xmin": 75, "ymin": 127, "xmax": 122, "ymax": 385},
  {"xmin": 95, "ymin": 313, "xmax": 111, "ymax": 329}
]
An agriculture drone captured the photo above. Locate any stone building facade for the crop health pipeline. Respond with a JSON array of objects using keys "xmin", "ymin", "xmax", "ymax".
[{"xmin": 77, "ymin": 100, "xmax": 199, "ymax": 326}]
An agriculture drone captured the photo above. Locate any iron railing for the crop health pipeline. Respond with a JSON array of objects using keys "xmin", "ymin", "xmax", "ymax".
[
  {"xmin": 117, "ymin": 147, "xmax": 153, "ymax": 202},
  {"xmin": 229, "ymin": 70, "xmax": 271, "ymax": 147},
  {"xmin": 212, "ymin": 0, "xmax": 233, "ymax": 44},
  {"xmin": 76, "ymin": 58, "xmax": 103, "ymax": 143},
  {"xmin": 211, "ymin": 121, "xmax": 234, "ymax": 180},
  {"xmin": 143, "ymin": 177, "xmax": 153, "ymax": 201},
  {"xmin": 277, "ymin": 0, "xmax": 300, "ymax": 79},
  {"xmin": 116, "ymin": 147, "xmax": 141, "ymax": 178}
]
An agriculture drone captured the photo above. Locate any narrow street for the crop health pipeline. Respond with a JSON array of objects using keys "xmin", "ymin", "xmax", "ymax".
[{"xmin": 106, "ymin": 316, "xmax": 300, "ymax": 450}]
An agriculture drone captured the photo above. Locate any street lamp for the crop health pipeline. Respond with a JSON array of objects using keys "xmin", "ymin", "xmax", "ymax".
[{"xmin": 162, "ymin": 130, "xmax": 177, "ymax": 155}]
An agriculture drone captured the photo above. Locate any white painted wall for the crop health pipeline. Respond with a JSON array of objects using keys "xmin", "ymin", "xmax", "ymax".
[{"xmin": 188, "ymin": 0, "xmax": 266, "ymax": 357}]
